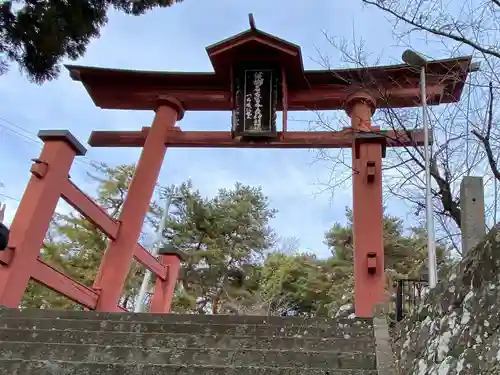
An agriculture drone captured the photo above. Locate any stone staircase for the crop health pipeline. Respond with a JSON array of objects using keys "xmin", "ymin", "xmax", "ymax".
[{"xmin": 0, "ymin": 308, "xmax": 380, "ymax": 374}]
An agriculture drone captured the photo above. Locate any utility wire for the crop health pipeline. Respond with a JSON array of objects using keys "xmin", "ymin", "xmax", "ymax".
[
  {"xmin": 0, "ymin": 116, "xmax": 102, "ymax": 169},
  {"xmin": 0, "ymin": 116, "xmax": 105, "ymax": 202},
  {"xmin": 0, "ymin": 192, "xmax": 20, "ymax": 202}
]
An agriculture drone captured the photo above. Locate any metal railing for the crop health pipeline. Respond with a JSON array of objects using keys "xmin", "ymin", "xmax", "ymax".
[{"xmin": 395, "ymin": 278, "xmax": 429, "ymax": 322}]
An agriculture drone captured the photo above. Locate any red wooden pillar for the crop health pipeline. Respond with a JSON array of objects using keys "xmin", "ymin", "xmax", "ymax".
[
  {"xmin": 150, "ymin": 249, "xmax": 184, "ymax": 313},
  {"xmin": 0, "ymin": 130, "xmax": 86, "ymax": 307},
  {"xmin": 346, "ymin": 92, "xmax": 385, "ymax": 317},
  {"xmin": 93, "ymin": 97, "xmax": 184, "ymax": 312}
]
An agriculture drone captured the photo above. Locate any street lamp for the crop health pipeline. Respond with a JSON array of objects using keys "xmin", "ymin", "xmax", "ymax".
[
  {"xmin": 401, "ymin": 49, "xmax": 438, "ymax": 289},
  {"xmin": 134, "ymin": 191, "xmax": 178, "ymax": 312}
]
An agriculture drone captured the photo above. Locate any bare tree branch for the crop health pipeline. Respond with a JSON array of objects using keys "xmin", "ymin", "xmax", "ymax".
[
  {"xmin": 362, "ymin": 0, "xmax": 500, "ymax": 60},
  {"xmin": 342, "ymin": 0, "xmax": 500, "ymax": 252},
  {"xmin": 471, "ymin": 82, "xmax": 500, "ymax": 180}
]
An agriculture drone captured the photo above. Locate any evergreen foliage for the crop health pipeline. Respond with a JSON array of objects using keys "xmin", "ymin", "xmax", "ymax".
[{"xmin": 0, "ymin": 0, "xmax": 183, "ymax": 82}]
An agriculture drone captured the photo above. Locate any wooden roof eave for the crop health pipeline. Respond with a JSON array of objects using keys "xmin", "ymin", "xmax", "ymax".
[
  {"xmin": 205, "ymin": 28, "xmax": 305, "ymax": 83},
  {"xmin": 206, "ymin": 28, "xmax": 302, "ymax": 57},
  {"xmin": 67, "ymin": 57, "xmax": 469, "ymax": 93},
  {"xmin": 303, "ymin": 56, "xmax": 472, "ymax": 85},
  {"xmin": 65, "ymin": 55, "xmax": 472, "ymax": 111},
  {"xmin": 65, "ymin": 65, "xmax": 224, "ymax": 86}
]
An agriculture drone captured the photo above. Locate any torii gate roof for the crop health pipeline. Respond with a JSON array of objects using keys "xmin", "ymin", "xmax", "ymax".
[{"xmin": 66, "ymin": 22, "xmax": 472, "ymax": 112}]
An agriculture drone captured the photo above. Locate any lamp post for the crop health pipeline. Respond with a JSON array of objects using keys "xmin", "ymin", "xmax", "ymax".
[
  {"xmin": 401, "ymin": 49, "xmax": 438, "ymax": 288},
  {"xmin": 134, "ymin": 191, "xmax": 177, "ymax": 312}
]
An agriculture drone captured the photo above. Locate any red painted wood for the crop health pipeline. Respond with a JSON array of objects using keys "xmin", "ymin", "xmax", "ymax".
[
  {"xmin": 61, "ymin": 84, "xmax": 455, "ymax": 112},
  {"xmin": 0, "ymin": 140, "xmax": 77, "ymax": 308},
  {"xmin": 92, "ymin": 102, "xmax": 179, "ymax": 312},
  {"xmin": 352, "ymin": 142, "xmax": 385, "ymax": 317},
  {"xmin": 0, "ymin": 248, "xmax": 13, "ymax": 266},
  {"xmin": 32, "ymin": 258, "xmax": 100, "ymax": 309},
  {"xmin": 150, "ymin": 254, "xmax": 182, "ymax": 313},
  {"xmin": 61, "ymin": 179, "xmax": 119, "ymax": 240},
  {"xmin": 66, "ymin": 57, "xmax": 471, "ymax": 111},
  {"xmin": 348, "ymin": 95, "xmax": 386, "ymax": 317},
  {"xmin": 88, "ymin": 129, "xmax": 427, "ymax": 149},
  {"xmin": 133, "ymin": 244, "xmax": 167, "ymax": 280}
]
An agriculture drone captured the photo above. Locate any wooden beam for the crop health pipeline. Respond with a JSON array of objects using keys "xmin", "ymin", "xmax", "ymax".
[
  {"xmin": 89, "ymin": 129, "xmax": 426, "ymax": 149},
  {"xmin": 0, "ymin": 247, "xmax": 13, "ymax": 266},
  {"xmin": 288, "ymin": 85, "xmax": 444, "ymax": 108},
  {"xmin": 133, "ymin": 244, "xmax": 168, "ymax": 280},
  {"xmin": 74, "ymin": 85, "xmax": 449, "ymax": 112},
  {"xmin": 67, "ymin": 57, "xmax": 471, "ymax": 111},
  {"xmin": 61, "ymin": 179, "xmax": 120, "ymax": 240},
  {"xmin": 32, "ymin": 257, "xmax": 100, "ymax": 309}
]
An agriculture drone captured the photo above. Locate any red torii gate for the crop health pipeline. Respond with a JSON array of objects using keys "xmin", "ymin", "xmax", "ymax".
[{"xmin": 0, "ymin": 17, "xmax": 471, "ymax": 317}]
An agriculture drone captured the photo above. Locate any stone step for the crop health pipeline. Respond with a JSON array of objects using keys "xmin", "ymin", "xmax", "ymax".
[
  {"xmin": 0, "ymin": 328, "xmax": 375, "ymax": 352},
  {"xmin": 0, "ymin": 359, "xmax": 379, "ymax": 375},
  {"xmin": 0, "ymin": 318, "xmax": 372, "ymax": 338},
  {"xmin": 0, "ymin": 308, "xmax": 369, "ymax": 328},
  {"xmin": 0, "ymin": 342, "xmax": 377, "ymax": 369}
]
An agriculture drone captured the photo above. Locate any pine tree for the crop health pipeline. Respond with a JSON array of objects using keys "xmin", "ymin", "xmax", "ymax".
[
  {"xmin": 258, "ymin": 251, "xmax": 334, "ymax": 317},
  {"xmin": 165, "ymin": 181, "xmax": 277, "ymax": 314},
  {"xmin": 0, "ymin": 0, "xmax": 183, "ymax": 82}
]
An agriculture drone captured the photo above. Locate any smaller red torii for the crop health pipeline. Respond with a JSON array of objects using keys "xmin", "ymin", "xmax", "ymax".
[{"xmin": 0, "ymin": 15, "xmax": 472, "ymax": 317}]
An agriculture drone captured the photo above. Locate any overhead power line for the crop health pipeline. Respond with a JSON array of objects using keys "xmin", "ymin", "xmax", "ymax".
[{"xmin": 0, "ymin": 116, "xmax": 101, "ymax": 169}]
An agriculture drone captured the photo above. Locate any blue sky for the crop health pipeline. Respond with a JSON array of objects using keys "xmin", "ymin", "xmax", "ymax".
[{"xmin": 0, "ymin": 0, "xmax": 445, "ymax": 257}]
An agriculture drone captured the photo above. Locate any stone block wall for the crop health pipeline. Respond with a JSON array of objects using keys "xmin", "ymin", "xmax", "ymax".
[{"xmin": 394, "ymin": 223, "xmax": 500, "ymax": 375}]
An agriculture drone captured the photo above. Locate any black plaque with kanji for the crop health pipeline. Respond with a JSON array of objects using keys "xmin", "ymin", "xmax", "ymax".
[{"xmin": 232, "ymin": 67, "xmax": 279, "ymax": 139}]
